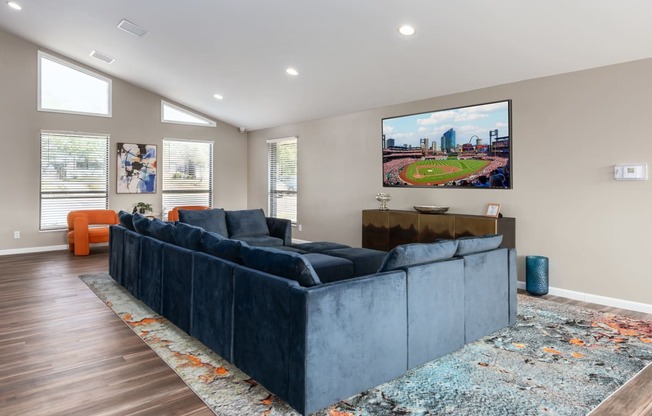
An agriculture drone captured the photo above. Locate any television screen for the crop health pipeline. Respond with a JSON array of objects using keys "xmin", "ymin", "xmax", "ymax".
[{"xmin": 382, "ymin": 100, "xmax": 511, "ymax": 188}]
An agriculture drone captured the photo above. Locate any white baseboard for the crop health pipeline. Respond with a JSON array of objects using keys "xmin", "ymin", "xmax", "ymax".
[
  {"xmin": 0, "ymin": 244, "xmax": 69, "ymax": 256},
  {"xmin": 517, "ymin": 281, "xmax": 652, "ymax": 315}
]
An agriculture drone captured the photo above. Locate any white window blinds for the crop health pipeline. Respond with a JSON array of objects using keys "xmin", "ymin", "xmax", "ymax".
[
  {"xmin": 268, "ymin": 137, "xmax": 297, "ymax": 223},
  {"xmin": 40, "ymin": 131, "xmax": 109, "ymax": 230},
  {"xmin": 162, "ymin": 139, "xmax": 213, "ymax": 211}
]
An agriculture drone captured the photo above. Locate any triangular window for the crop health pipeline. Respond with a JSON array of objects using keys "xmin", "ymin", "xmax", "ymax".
[{"xmin": 161, "ymin": 101, "xmax": 216, "ymax": 127}]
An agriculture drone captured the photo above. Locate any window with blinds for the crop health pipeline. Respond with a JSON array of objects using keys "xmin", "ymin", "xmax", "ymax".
[
  {"xmin": 40, "ymin": 131, "xmax": 109, "ymax": 230},
  {"xmin": 268, "ymin": 137, "xmax": 297, "ymax": 223},
  {"xmin": 162, "ymin": 139, "xmax": 213, "ymax": 212}
]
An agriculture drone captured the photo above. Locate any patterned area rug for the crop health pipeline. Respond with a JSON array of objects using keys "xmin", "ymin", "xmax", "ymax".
[{"xmin": 80, "ymin": 273, "xmax": 652, "ymax": 416}]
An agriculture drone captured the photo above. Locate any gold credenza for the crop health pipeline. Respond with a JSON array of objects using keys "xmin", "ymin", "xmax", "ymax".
[{"xmin": 362, "ymin": 209, "xmax": 515, "ymax": 252}]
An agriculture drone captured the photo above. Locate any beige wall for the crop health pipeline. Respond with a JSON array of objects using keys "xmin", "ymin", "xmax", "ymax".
[
  {"xmin": 249, "ymin": 58, "xmax": 652, "ymax": 306},
  {"xmin": 0, "ymin": 29, "xmax": 247, "ymax": 251},
  {"xmin": 3, "ymin": 25, "xmax": 651, "ymax": 306}
]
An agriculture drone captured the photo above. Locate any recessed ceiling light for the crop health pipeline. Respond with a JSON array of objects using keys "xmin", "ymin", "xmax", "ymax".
[
  {"xmin": 213, "ymin": 94, "xmax": 224, "ymax": 100},
  {"xmin": 7, "ymin": 1, "xmax": 22, "ymax": 10},
  {"xmin": 398, "ymin": 25, "xmax": 416, "ymax": 36},
  {"xmin": 286, "ymin": 67, "xmax": 299, "ymax": 76}
]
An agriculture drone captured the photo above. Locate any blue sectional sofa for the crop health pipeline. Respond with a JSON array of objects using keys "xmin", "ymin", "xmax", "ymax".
[{"xmin": 109, "ymin": 209, "xmax": 517, "ymax": 415}]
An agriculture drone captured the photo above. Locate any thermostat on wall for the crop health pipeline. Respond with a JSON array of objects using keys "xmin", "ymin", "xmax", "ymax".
[{"xmin": 614, "ymin": 164, "xmax": 648, "ymax": 181}]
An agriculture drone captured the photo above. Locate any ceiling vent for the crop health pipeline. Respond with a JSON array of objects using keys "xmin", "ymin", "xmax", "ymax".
[
  {"xmin": 117, "ymin": 19, "xmax": 148, "ymax": 38},
  {"xmin": 90, "ymin": 50, "xmax": 115, "ymax": 64}
]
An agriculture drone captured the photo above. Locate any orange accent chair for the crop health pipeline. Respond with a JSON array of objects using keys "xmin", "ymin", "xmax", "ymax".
[
  {"xmin": 168, "ymin": 205, "xmax": 210, "ymax": 222},
  {"xmin": 67, "ymin": 209, "xmax": 119, "ymax": 256}
]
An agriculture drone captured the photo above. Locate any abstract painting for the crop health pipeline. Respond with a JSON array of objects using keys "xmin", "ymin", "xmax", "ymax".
[{"xmin": 117, "ymin": 143, "xmax": 157, "ymax": 193}]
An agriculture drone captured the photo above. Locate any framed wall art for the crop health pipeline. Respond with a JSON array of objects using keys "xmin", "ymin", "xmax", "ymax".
[{"xmin": 117, "ymin": 142, "xmax": 157, "ymax": 193}]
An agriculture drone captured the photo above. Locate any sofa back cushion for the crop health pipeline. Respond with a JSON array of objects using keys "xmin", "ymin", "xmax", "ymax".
[
  {"xmin": 179, "ymin": 208, "xmax": 228, "ymax": 237},
  {"xmin": 132, "ymin": 213, "xmax": 152, "ymax": 236},
  {"xmin": 226, "ymin": 209, "xmax": 269, "ymax": 238},
  {"xmin": 118, "ymin": 210, "xmax": 136, "ymax": 231},
  {"xmin": 240, "ymin": 246, "xmax": 322, "ymax": 287},
  {"xmin": 149, "ymin": 219, "xmax": 177, "ymax": 244},
  {"xmin": 455, "ymin": 234, "xmax": 503, "ymax": 256},
  {"xmin": 175, "ymin": 222, "xmax": 204, "ymax": 251},
  {"xmin": 378, "ymin": 239, "xmax": 458, "ymax": 272},
  {"xmin": 200, "ymin": 231, "xmax": 248, "ymax": 264}
]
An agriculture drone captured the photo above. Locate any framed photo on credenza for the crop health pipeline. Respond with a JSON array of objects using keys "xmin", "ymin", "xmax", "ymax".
[{"xmin": 484, "ymin": 203, "xmax": 501, "ymax": 218}]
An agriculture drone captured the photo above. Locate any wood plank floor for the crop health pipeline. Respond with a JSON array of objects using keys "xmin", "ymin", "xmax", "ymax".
[
  {"xmin": 0, "ymin": 247, "xmax": 213, "ymax": 416},
  {"xmin": 0, "ymin": 248, "xmax": 651, "ymax": 415}
]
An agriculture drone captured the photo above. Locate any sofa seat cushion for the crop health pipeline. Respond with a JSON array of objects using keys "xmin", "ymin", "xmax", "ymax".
[
  {"xmin": 200, "ymin": 231, "xmax": 247, "ymax": 264},
  {"xmin": 455, "ymin": 234, "xmax": 503, "ymax": 256},
  {"xmin": 179, "ymin": 208, "xmax": 228, "ymax": 237},
  {"xmin": 302, "ymin": 253, "xmax": 355, "ymax": 283},
  {"xmin": 226, "ymin": 209, "xmax": 269, "ymax": 238},
  {"xmin": 323, "ymin": 247, "xmax": 388, "ymax": 277},
  {"xmin": 270, "ymin": 245, "xmax": 308, "ymax": 254},
  {"xmin": 290, "ymin": 241, "xmax": 351, "ymax": 253},
  {"xmin": 241, "ymin": 246, "xmax": 321, "ymax": 287},
  {"xmin": 236, "ymin": 235, "xmax": 284, "ymax": 247},
  {"xmin": 379, "ymin": 239, "xmax": 458, "ymax": 272}
]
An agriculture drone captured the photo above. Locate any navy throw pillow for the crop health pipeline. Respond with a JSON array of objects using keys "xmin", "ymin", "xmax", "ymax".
[
  {"xmin": 455, "ymin": 234, "xmax": 503, "ymax": 256},
  {"xmin": 225, "ymin": 209, "xmax": 269, "ymax": 238},
  {"xmin": 149, "ymin": 218, "xmax": 177, "ymax": 244},
  {"xmin": 118, "ymin": 210, "xmax": 135, "ymax": 231},
  {"xmin": 179, "ymin": 208, "xmax": 228, "ymax": 237},
  {"xmin": 175, "ymin": 222, "xmax": 204, "ymax": 251},
  {"xmin": 200, "ymin": 231, "xmax": 247, "ymax": 264},
  {"xmin": 132, "ymin": 213, "xmax": 152, "ymax": 236},
  {"xmin": 378, "ymin": 239, "xmax": 458, "ymax": 272},
  {"xmin": 240, "ymin": 246, "xmax": 321, "ymax": 287}
]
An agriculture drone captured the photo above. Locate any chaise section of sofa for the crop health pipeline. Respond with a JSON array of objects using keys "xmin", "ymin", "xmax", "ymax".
[
  {"xmin": 231, "ymin": 266, "xmax": 409, "ymax": 415},
  {"xmin": 378, "ymin": 239, "xmax": 466, "ymax": 369},
  {"xmin": 290, "ymin": 272, "xmax": 409, "ymax": 415}
]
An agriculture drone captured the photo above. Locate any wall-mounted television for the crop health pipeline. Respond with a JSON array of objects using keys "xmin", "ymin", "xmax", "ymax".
[{"xmin": 382, "ymin": 99, "xmax": 511, "ymax": 189}]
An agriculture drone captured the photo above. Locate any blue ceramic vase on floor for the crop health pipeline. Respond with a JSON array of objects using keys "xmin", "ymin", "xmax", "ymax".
[{"xmin": 526, "ymin": 255, "xmax": 549, "ymax": 295}]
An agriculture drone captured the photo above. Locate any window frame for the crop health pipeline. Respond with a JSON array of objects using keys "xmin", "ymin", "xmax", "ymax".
[
  {"xmin": 267, "ymin": 136, "xmax": 298, "ymax": 224},
  {"xmin": 161, "ymin": 138, "xmax": 214, "ymax": 213},
  {"xmin": 37, "ymin": 50, "xmax": 113, "ymax": 118},
  {"xmin": 39, "ymin": 130, "xmax": 110, "ymax": 231},
  {"xmin": 161, "ymin": 100, "xmax": 216, "ymax": 127}
]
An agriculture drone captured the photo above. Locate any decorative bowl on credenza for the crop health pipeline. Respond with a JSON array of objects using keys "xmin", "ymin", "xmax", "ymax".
[{"xmin": 413, "ymin": 205, "xmax": 449, "ymax": 214}]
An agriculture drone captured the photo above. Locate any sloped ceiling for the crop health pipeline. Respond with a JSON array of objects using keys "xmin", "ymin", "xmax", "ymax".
[{"xmin": 1, "ymin": 0, "xmax": 652, "ymax": 130}]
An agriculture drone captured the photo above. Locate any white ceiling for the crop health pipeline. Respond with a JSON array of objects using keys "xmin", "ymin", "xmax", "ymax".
[{"xmin": 2, "ymin": 1, "xmax": 652, "ymax": 131}]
